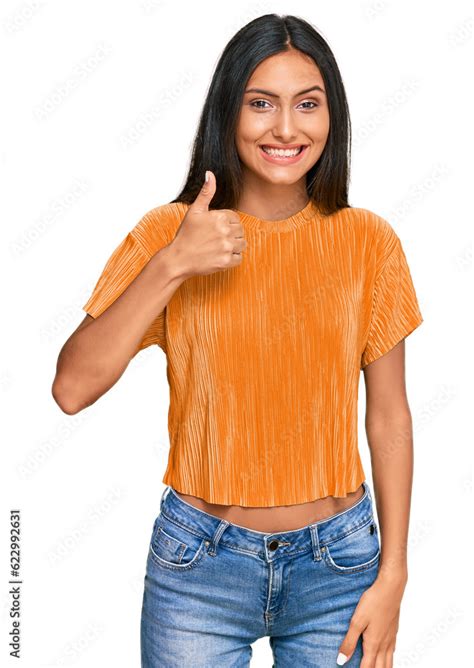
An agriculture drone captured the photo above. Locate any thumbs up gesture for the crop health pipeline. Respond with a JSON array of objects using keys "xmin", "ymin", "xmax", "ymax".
[{"xmin": 169, "ymin": 171, "xmax": 247, "ymax": 280}]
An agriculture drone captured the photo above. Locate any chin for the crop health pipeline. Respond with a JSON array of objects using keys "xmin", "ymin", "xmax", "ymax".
[{"xmin": 259, "ymin": 171, "xmax": 303, "ymax": 184}]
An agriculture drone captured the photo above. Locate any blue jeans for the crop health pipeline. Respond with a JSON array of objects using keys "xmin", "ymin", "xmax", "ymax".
[{"xmin": 140, "ymin": 480, "xmax": 381, "ymax": 667}]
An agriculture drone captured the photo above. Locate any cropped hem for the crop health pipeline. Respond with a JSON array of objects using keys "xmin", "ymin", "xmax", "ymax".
[{"xmin": 161, "ymin": 469, "xmax": 367, "ymax": 507}]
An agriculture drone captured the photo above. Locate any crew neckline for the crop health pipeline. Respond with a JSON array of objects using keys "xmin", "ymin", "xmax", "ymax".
[{"xmin": 232, "ymin": 199, "xmax": 321, "ymax": 233}]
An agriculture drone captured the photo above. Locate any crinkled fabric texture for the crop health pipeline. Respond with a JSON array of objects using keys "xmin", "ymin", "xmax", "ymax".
[{"xmin": 83, "ymin": 201, "xmax": 423, "ymax": 506}]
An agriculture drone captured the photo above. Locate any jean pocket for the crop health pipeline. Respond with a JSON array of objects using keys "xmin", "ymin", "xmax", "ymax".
[
  {"xmin": 321, "ymin": 518, "xmax": 380, "ymax": 575},
  {"xmin": 148, "ymin": 514, "xmax": 208, "ymax": 571}
]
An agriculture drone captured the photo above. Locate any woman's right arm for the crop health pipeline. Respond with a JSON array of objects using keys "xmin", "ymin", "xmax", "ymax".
[
  {"xmin": 52, "ymin": 171, "xmax": 245, "ymax": 415},
  {"xmin": 51, "ymin": 244, "xmax": 185, "ymax": 415}
]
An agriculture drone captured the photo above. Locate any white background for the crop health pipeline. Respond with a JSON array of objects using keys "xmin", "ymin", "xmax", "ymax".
[{"xmin": 1, "ymin": 0, "xmax": 471, "ymax": 666}]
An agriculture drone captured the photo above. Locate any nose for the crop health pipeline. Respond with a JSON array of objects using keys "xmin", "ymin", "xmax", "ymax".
[{"xmin": 271, "ymin": 107, "xmax": 298, "ymax": 142}]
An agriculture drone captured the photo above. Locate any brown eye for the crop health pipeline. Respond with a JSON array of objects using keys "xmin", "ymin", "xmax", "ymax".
[
  {"xmin": 299, "ymin": 101, "xmax": 319, "ymax": 109},
  {"xmin": 250, "ymin": 100, "xmax": 271, "ymax": 109}
]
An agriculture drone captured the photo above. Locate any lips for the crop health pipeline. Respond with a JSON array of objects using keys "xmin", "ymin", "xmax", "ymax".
[
  {"xmin": 260, "ymin": 144, "xmax": 306, "ymax": 154},
  {"xmin": 258, "ymin": 144, "xmax": 309, "ymax": 164}
]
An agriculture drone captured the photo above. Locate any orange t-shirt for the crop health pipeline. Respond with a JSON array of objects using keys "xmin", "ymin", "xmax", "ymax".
[{"xmin": 82, "ymin": 200, "xmax": 423, "ymax": 506}]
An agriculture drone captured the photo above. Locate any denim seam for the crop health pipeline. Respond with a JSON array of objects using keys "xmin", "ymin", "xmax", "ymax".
[
  {"xmin": 148, "ymin": 540, "xmax": 207, "ymax": 571},
  {"xmin": 322, "ymin": 546, "xmax": 381, "ymax": 574},
  {"xmin": 156, "ymin": 527, "xmax": 188, "ymax": 561},
  {"xmin": 213, "ymin": 543, "xmax": 262, "ymax": 558},
  {"xmin": 159, "ymin": 487, "xmax": 374, "ymax": 555},
  {"xmin": 159, "ymin": 510, "xmax": 210, "ymax": 541},
  {"xmin": 320, "ymin": 516, "xmax": 375, "ymax": 548},
  {"xmin": 217, "ymin": 542, "xmax": 314, "ymax": 559}
]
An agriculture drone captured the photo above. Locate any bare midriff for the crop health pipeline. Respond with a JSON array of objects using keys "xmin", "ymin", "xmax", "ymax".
[{"xmin": 173, "ymin": 484, "xmax": 365, "ymax": 533}]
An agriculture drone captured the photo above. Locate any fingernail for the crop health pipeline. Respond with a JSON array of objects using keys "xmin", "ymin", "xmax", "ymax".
[
  {"xmin": 205, "ymin": 170, "xmax": 209, "ymax": 182},
  {"xmin": 336, "ymin": 653, "xmax": 348, "ymax": 665}
]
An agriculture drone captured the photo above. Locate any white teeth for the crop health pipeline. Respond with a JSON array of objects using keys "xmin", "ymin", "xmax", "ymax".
[{"xmin": 261, "ymin": 146, "xmax": 303, "ymax": 157}]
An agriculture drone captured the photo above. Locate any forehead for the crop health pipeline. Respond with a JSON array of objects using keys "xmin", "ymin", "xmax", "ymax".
[{"xmin": 246, "ymin": 50, "xmax": 323, "ymax": 90}]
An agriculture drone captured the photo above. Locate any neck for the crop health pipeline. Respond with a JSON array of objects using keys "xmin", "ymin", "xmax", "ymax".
[{"xmin": 237, "ymin": 177, "xmax": 308, "ymax": 221}]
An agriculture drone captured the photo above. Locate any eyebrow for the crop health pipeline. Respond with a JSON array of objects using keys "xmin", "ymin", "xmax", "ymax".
[{"xmin": 244, "ymin": 85, "xmax": 326, "ymax": 97}]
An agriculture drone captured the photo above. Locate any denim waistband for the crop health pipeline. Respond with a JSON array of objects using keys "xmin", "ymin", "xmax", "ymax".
[{"xmin": 157, "ymin": 482, "xmax": 375, "ymax": 561}]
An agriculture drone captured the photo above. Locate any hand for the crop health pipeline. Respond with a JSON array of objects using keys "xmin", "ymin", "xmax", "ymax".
[
  {"xmin": 336, "ymin": 573, "xmax": 407, "ymax": 667},
  {"xmin": 168, "ymin": 170, "xmax": 246, "ymax": 280}
]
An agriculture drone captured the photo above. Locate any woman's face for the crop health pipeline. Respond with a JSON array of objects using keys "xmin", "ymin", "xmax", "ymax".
[{"xmin": 235, "ymin": 49, "xmax": 330, "ymax": 188}]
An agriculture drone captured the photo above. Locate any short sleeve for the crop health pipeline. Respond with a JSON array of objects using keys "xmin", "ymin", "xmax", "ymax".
[
  {"xmin": 360, "ymin": 234, "xmax": 423, "ymax": 368},
  {"xmin": 82, "ymin": 219, "xmax": 169, "ymax": 355}
]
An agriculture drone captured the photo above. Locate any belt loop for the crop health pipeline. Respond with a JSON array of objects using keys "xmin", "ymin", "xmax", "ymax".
[
  {"xmin": 160, "ymin": 486, "xmax": 171, "ymax": 511},
  {"xmin": 206, "ymin": 519, "xmax": 230, "ymax": 557},
  {"xmin": 363, "ymin": 480, "xmax": 371, "ymax": 501},
  {"xmin": 310, "ymin": 523, "xmax": 322, "ymax": 561}
]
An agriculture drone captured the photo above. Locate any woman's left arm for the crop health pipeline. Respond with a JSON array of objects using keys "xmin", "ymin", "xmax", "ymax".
[
  {"xmin": 336, "ymin": 340, "xmax": 412, "ymax": 667},
  {"xmin": 364, "ymin": 338, "xmax": 413, "ymax": 584}
]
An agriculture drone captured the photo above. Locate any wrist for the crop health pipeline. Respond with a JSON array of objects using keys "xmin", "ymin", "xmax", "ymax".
[
  {"xmin": 377, "ymin": 559, "xmax": 408, "ymax": 586},
  {"xmin": 152, "ymin": 242, "xmax": 190, "ymax": 285}
]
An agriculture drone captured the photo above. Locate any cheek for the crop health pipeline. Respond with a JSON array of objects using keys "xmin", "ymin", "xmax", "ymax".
[
  {"xmin": 236, "ymin": 110, "xmax": 269, "ymax": 141},
  {"xmin": 234, "ymin": 135, "xmax": 253, "ymax": 167},
  {"xmin": 315, "ymin": 111, "xmax": 331, "ymax": 141},
  {"xmin": 301, "ymin": 110, "xmax": 330, "ymax": 142}
]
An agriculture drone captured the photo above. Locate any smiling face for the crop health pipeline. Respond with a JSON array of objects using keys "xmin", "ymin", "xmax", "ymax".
[{"xmin": 235, "ymin": 48, "xmax": 330, "ymax": 193}]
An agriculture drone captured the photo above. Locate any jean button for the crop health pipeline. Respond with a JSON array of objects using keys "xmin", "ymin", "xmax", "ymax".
[{"xmin": 268, "ymin": 539, "xmax": 279, "ymax": 550}]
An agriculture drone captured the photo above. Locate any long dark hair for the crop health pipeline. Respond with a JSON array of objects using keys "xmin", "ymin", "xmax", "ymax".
[{"xmin": 170, "ymin": 14, "xmax": 351, "ymax": 216}]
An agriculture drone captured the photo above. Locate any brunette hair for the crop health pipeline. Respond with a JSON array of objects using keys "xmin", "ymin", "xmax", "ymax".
[{"xmin": 170, "ymin": 13, "xmax": 351, "ymax": 216}]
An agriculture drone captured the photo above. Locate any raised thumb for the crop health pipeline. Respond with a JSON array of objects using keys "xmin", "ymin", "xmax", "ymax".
[{"xmin": 191, "ymin": 170, "xmax": 216, "ymax": 212}]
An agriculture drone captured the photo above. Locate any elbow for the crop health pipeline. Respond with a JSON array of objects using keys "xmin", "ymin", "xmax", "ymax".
[
  {"xmin": 365, "ymin": 404, "xmax": 413, "ymax": 430},
  {"xmin": 365, "ymin": 412, "xmax": 413, "ymax": 442},
  {"xmin": 51, "ymin": 376, "xmax": 92, "ymax": 415}
]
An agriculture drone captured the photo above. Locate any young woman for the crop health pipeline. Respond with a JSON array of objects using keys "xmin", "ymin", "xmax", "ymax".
[{"xmin": 53, "ymin": 14, "xmax": 423, "ymax": 668}]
